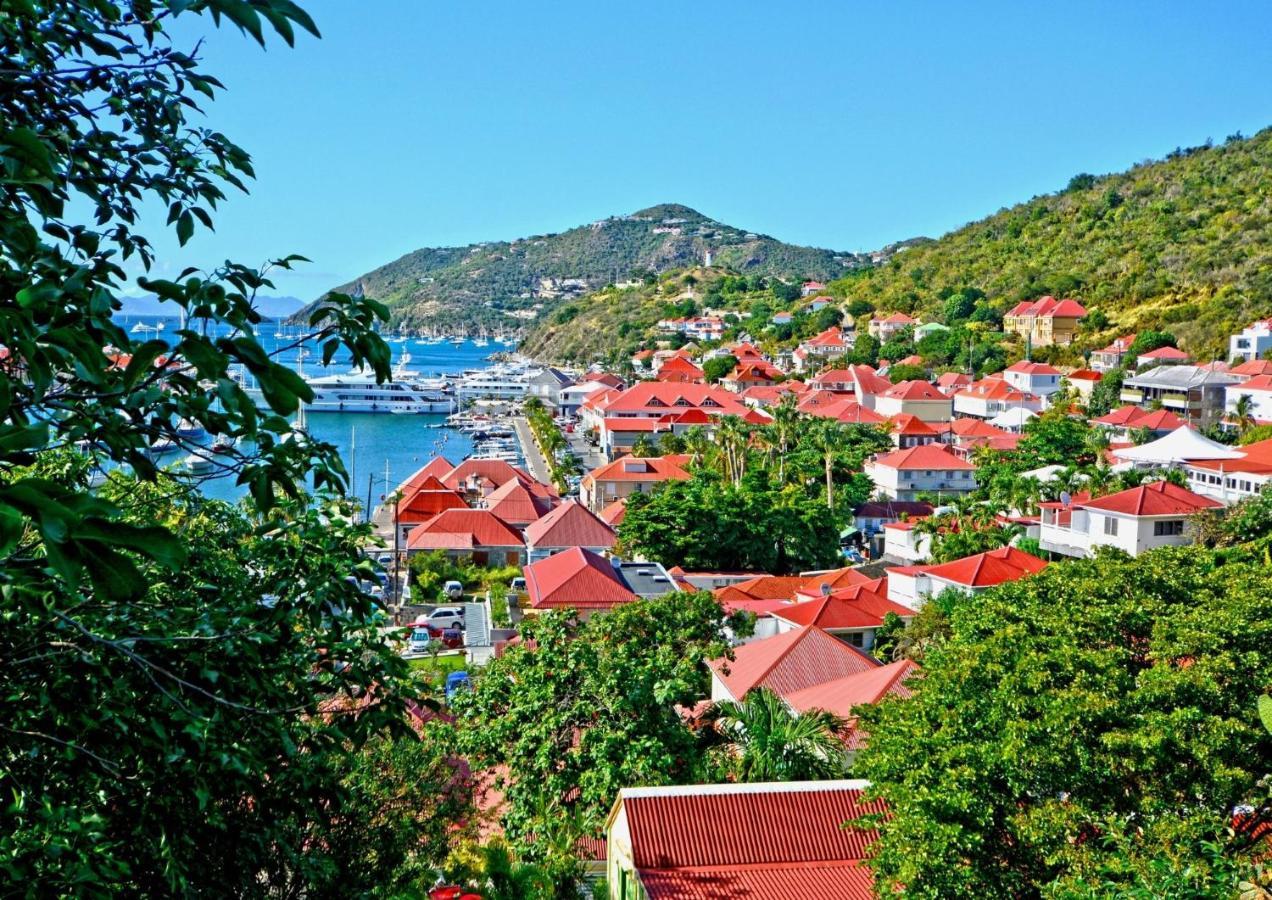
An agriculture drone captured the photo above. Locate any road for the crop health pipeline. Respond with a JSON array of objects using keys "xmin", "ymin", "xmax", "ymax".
[{"xmin": 512, "ymin": 416, "xmax": 554, "ymax": 485}]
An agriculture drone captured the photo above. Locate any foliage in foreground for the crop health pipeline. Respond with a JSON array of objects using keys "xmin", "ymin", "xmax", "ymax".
[{"xmin": 855, "ymin": 545, "xmax": 1272, "ymax": 898}]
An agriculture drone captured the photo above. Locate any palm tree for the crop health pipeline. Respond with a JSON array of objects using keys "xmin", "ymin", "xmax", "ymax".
[
  {"xmin": 682, "ymin": 425, "xmax": 711, "ymax": 467},
  {"xmin": 1234, "ymin": 393, "xmax": 1256, "ymax": 435},
  {"xmin": 712, "ymin": 688, "xmax": 846, "ymax": 782},
  {"xmin": 767, "ymin": 395, "xmax": 801, "ymax": 484},
  {"xmin": 715, "ymin": 415, "xmax": 752, "ymax": 487},
  {"xmin": 806, "ymin": 418, "xmax": 841, "ymax": 510}
]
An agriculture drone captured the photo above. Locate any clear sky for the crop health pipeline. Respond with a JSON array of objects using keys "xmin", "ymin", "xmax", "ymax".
[{"xmin": 144, "ymin": 0, "xmax": 1272, "ymax": 298}]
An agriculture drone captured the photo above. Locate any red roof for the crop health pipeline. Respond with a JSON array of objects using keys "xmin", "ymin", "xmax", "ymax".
[
  {"xmin": 883, "ymin": 380, "xmax": 946, "ymax": 401},
  {"xmin": 523, "ymin": 547, "xmax": 636, "ymax": 610},
  {"xmin": 1093, "ymin": 405, "xmax": 1186, "ymax": 431},
  {"xmin": 910, "ymin": 546, "xmax": 1046, "ymax": 588},
  {"xmin": 442, "ymin": 459, "xmax": 536, "ymax": 492},
  {"xmin": 886, "ymin": 413, "xmax": 937, "ymax": 437},
  {"xmin": 1006, "ymin": 295, "xmax": 1088, "ymax": 319},
  {"xmin": 956, "ymin": 377, "xmax": 1035, "ymax": 403},
  {"xmin": 1138, "ymin": 346, "xmax": 1191, "ymax": 361},
  {"xmin": 773, "ymin": 586, "xmax": 914, "ymax": 630},
  {"xmin": 1188, "ymin": 437, "xmax": 1272, "ymax": 475},
  {"xmin": 1065, "ymin": 368, "xmax": 1103, "ymax": 382},
  {"xmin": 656, "ymin": 355, "xmax": 705, "ymax": 382},
  {"xmin": 484, "ymin": 478, "xmax": 555, "ymax": 526},
  {"xmin": 850, "ymin": 365, "xmax": 893, "ymax": 397},
  {"xmin": 948, "ymin": 417, "xmax": 1010, "ymax": 439},
  {"xmin": 1096, "ymin": 334, "xmax": 1137, "ymax": 355},
  {"xmin": 1230, "ymin": 359, "xmax": 1272, "ymax": 378},
  {"xmin": 599, "ymin": 383, "xmax": 750, "ymax": 417},
  {"xmin": 1078, "ymin": 480, "xmax": 1222, "ymax": 516},
  {"xmin": 804, "ymin": 326, "xmax": 849, "ymax": 349},
  {"xmin": 523, "ymin": 501, "xmax": 616, "ymax": 549},
  {"xmin": 740, "ymin": 381, "xmax": 808, "ymax": 405},
  {"xmin": 620, "ymin": 780, "xmax": 883, "ymax": 899},
  {"xmin": 405, "ymin": 508, "xmax": 525, "ymax": 551},
  {"xmin": 871, "ymin": 444, "xmax": 975, "ymax": 471},
  {"xmin": 708, "ymin": 626, "xmax": 879, "ymax": 700},
  {"xmin": 785, "ymin": 659, "xmax": 919, "ymax": 718},
  {"xmin": 396, "ymin": 488, "xmax": 469, "ymax": 524},
  {"xmin": 599, "ymin": 498, "xmax": 627, "ymax": 526},
  {"xmin": 810, "ymin": 369, "xmax": 855, "ymax": 387},
  {"xmin": 1005, "ymin": 360, "xmax": 1061, "ymax": 376},
  {"xmin": 872, "ymin": 312, "xmax": 917, "ymax": 325},
  {"xmin": 713, "ymin": 575, "xmax": 809, "ymax": 605},
  {"xmin": 1233, "ymin": 374, "xmax": 1272, "ymax": 393},
  {"xmin": 583, "ymin": 454, "xmax": 691, "ymax": 486},
  {"xmin": 400, "ymin": 457, "xmax": 456, "ymax": 494}
]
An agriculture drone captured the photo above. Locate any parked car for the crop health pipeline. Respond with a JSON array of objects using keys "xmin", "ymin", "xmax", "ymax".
[
  {"xmin": 376, "ymin": 553, "xmax": 393, "ymax": 567},
  {"xmin": 443, "ymin": 580, "xmax": 464, "ymax": 599},
  {"xmin": 438, "ymin": 625, "xmax": 465, "ymax": 650},
  {"xmin": 445, "ymin": 671, "xmax": 472, "ymax": 702},
  {"xmin": 408, "ymin": 625, "xmax": 433, "ymax": 654},
  {"xmin": 422, "ymin": 606, "xmax": 465, "ymax": 631}
]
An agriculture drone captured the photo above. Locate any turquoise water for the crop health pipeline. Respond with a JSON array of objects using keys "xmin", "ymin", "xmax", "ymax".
[{"xmin": 124, "ymin": 316, "xmax": 507, "ymax": 508}]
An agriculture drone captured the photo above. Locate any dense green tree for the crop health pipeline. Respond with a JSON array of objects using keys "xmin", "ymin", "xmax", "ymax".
[
  {"xmin": 453, "ymin": 593, "xmax": 738, "ymax": 859},
  {"xmin": 1127, "ymin": 329, "xmax": 1178, "ymax": 359},
  {"xmin": 1086, "ymin": 365, "xmax": 1126, "ymax": 417},
  {"xmin": 942, "ymin": 291, "xmax": 976, "ymax": 323},
  {"xmin": 0, "ymin": 2, "xmax": 424, "ymax": 891},
  {"xmin": 710, "ymin": 687, "xmax": 846, "ymax": 782},
  {"xmin": 855, "ymin": 547, "xmax": 1272, "ymax": 898},
  {"xmin": 702, "ymin": 353, "xmax": 738, "ymax": 383},
  {"xmin": 849, "ymin": 332, "xmax": 881, "ymax": 366},
  {"xmin": 887, "ymin": 363, "xmax": 927, "ymax": 382}
]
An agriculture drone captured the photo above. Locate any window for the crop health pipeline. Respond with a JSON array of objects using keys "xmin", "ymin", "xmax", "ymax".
[
  {"xmin": 1153, "ymin": 520, "xmax": 1185, "ymax": 537},
  {"xmin": 846, "ymin": 631, "xmax": 865, "ymax": 647},
  {"xmin": 1103, "ymin": 516, "xmax": 1119, "ymax": 536}
]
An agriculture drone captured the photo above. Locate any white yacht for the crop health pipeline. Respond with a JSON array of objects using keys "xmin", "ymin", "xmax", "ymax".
[
  {"xmin": 453, "ymin": 363, "xmax": 534, "ymax": 403},
  {"xmin": 304, "ymin": 369, "xmax": 453, "ymax": 414}
]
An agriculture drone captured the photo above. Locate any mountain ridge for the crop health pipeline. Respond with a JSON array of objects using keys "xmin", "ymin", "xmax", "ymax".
[{"xmin": 308, "ymin": 204, "xmax": 921, "ymax": 330}]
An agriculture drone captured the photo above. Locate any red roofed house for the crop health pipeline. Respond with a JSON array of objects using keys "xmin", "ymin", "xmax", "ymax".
[
  {"xmin": 953, "ymin": 375, "xmax": 1045, "ymax": 420},
  {"xmin": 772, "ymin": 584, "xmax": 915, "ymax": 652},
  {"xmin": 808, "ymin": 368, "xmax": 856, "ymax": 394},
  {"xmin": 1003, "ymin": 295, "xmax": 1088, "ymax": 346},
  {"xmin": 395, "ymin": 482, "xmax": 470, "ymax": 544},
  {"xmin": 881, "ymin": 518, "xmax": 933, "ymax": 564},
  {"xmin": 579, "ymin": 454, "xmax": 691, "ymax": 512},
  {"xmin": 944, "ymin": 416, "xmax": 1011, "ymax": 447},
  {"xmin": 813, "ymin": 398, "xmax": 888, "ymax": 425},
  {"xmin": 1229, "ymin": 358, "xmax": 1272, "ymax": 381},
  {"xmin": 1091, "ymin": 334, "xmax": 1137, "ymax": 372},
  {"xmin": 404, "ymin": 508, "xmax": 526, "ymax": 567},
  {"xmin": 481, "ymin": 477, "xmax": 556, "ymax": 529},
  {"xmin": 739, "ymin": 380, "xmax": 808, "ymax": 408},
  {"xmin": 524, "ymin": 500, "xmax": 617, "ymax": 562},
  {"xmin": 1093, "ymin": 404, "xmax": 1187, "ymax": 440},
  {"xmin": 1003, "ymin": 360, "xmax": 1063, "ymax": 401},
  {"xmin": 935, "ymin": 371, "xmax": 973, "ymax": 396},
  {"xmin": 793, "ymin": 327, "xmax": 851, "ymax": 374},
  {"xmin": 886, "ymin": 546, "xmax": 1047, "ymax": 609},
  {"xmin": 886, "ymin": 413, "xmax": 940, "ymax": 448},
  {"xmin": 867, "ymin": 311, "xmax": 917, "ymax": 342},
  {"xmin": 599, "ymin": 498, "xmax": 627, "ymax": 527},
  {"xmin": 1136, "ymin": 345, "xmax": 1192, "ymax": 368},
  {"xmin": 800, "ymin": 280, "xmax": 826, "ymax": 296},
  {"xmin": 1063, "ymin": 368, "xmax": 1103, "ymax": 401},
  {"xmin": 785, "ymin": 659, "xmax": 919, "ymax": 752},
  {"xmin": 442, "ymin": 459, "xmax": 539, "ymax": 499},
  {"xmin": 865, "ymin": 444, "xmax": 977, "ymax": 501},
  {"xmin": 605, "ymin": 780, "xmax": 886, "ymax": 900},
  {"xmin": 654, "ymin": 354, "xmax": 705, "ymax": 384},
  {"xmin": 721, "ymin": 360, "xmax": 784, "ymax": 393},
  {"xmin": 873, "ymin": 380, "xmax": 953, "ymax": 423},
  {"xmin": 521, "ymin": 547, "xmax": 636, "ymax": 614},
  {"xmin": 1183, "ymin": 436, "xmax": 1272, "ymax": 503},
  {"xmin": 399, "ymin": 457, "xmax": 456, "ymax": 495},
  {"xmin": 707, "ymin": 625, "xmax": 880, "ymax": 703},
  {"xmin": 1039, "ymin": 480, "xmax": 1222, "ymax": 558}
]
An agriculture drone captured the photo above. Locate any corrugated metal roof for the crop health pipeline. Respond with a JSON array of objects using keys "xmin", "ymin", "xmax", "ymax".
[
  {"xmin": 639, "ymin": 862, "xmax": 874, "ymax": 899},
  {"xmin": 523, "ymin": 501, "xmax": 616, "ymax": 549},
  {"xmin": 708, "ymin": 626, "xmax": 879, "ymax": 699}
]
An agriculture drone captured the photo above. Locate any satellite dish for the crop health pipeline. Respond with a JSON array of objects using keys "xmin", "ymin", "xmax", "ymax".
[{"xmin": 1059, "ymin": 491, "xmax": 1072, "ymax": 506}]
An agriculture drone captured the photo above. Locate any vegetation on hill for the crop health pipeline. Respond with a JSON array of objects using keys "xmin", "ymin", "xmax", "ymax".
[
  {"xmin": 525, "ymin": 129, "xmax": 1272, "ymax": 364},
  {"xmin": 314, "ymin": 203, "xmax": 894, "ymax": 333},
  {"xmin": 835, "ymin": 128, "xmax": 1272, "ymax": 360}
]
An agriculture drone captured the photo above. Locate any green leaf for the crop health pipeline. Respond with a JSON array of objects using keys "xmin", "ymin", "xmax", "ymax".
[{"xmin": 1258, "ymin": 694, "xmax": 1272, "ymax": 736}]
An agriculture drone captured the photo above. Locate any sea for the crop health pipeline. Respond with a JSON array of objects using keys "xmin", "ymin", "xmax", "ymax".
[{"xmin": 121, "ymin": 315, "xmax": 507, "ymax": 510}]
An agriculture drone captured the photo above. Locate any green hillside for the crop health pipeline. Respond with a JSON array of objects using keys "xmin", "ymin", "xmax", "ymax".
[
  {"xmin": 524, "ymin": 129, "xmax": 1272, "ymax": 363},
  {"xmin": 311, "ymin": 204, "xmax": 883, "ymax": 332},
  {"xmin": 835, "ymin": 128, "xmax": 1272, "ymax": 359}
]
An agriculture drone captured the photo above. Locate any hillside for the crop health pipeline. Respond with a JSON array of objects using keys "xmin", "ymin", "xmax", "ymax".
[
  {"xmin": 524, "ymin": 129, "xmax": 1272, "ymax": 362},
  {"xmin": 312, "ymin": 204, "xmax": 893, "ymax": 332},
  {"xmin": 838, "ymin": 128, "xmax": 1272, "ymax": 358}
]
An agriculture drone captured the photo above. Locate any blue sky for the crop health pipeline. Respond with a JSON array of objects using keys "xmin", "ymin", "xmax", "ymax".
[{"xmin": 143, "ymin": 0, "xmax": 1272, "ymax": 298}]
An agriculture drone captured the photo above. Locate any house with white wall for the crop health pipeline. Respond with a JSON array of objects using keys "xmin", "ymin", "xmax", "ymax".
[
  {"xmin": 865, "ymin": 444, "xmax": 977, "ymax": 501},
  {"xmin": 1038, "ymin": 481, "xmax": 1220, "ymax": 559},
  {"xmin": 885, "ymin": 546, "xmax": 1047, "ymax": 609},
  {"xmin": 1230, "ymin": 319, "xmax": 1272, "ymax": 364},
  {"xmin": 1002, "ymin": 361, "xmax": 1063, "ymax": 400}
]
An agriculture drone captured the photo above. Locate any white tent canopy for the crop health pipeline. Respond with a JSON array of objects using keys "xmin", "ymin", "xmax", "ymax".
[
  {"xmin": 1020, "ymin": 463, "xmax": 1068, "ymax": 483},
  {"xmin": 1112, "ymin": 426, "xmax": 1244, "ymax": 466},
  {"xmin": 989, "ymin": 407, "xmax": 1037, "ymax": 432}
]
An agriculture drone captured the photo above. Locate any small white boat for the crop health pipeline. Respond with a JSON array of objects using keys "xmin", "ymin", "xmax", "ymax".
[{"xmin": 184, "ymin": 453, "xmax": 214, "ymax": 474}]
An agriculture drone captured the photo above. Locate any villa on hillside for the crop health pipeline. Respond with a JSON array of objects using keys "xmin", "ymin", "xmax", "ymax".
[
  {"xmin": 865, "ymin": 444, "xmax": 977, "ymax": 501},
  {"xmin": 1120, "ymin": 365, "xmax": 1238, "ymax": 427},
  {"xmin": 1090, "ymin": 334, "xmax": 1137, "ymax": 371},
  {"xmin": 1230, "ymin": 319, "xmax": 1272, "ymax": 363},
  {"xmin": 1038, "ymin": 481, "xmax": 1220, "ymax": 559},
  {"xmin": 1003, "ymin": 296, "xmax": 1087, "ymax": 346}
]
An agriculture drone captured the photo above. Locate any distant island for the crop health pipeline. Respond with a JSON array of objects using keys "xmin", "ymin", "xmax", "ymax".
[{"xmin": 120, "ymin": 294, "xmax": 305, "ymax": 319}]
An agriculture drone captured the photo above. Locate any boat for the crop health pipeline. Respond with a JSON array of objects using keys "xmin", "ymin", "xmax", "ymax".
[
  {"xmin": 148, "ymin": 437, "xmax": 180, "ymax": 456},
  {"xmin": 302, "ymin": 366, "xmax": 454, "ymax": 414},
  {"xmin": 210, "ymin": 435, "xmax": 236, "ymax": 453},
  {"xmin": 184, "ymin": 453, "xmax": 214, "ymax": 474},
  {"xmin": 175, "ymin": 418, "xmax": 206, "ymax": 439}
]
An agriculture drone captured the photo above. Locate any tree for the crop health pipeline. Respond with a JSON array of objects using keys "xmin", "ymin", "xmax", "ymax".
[
  {"xmin": 942, "ymin": 291, "xmax": 976, "ymax": 323},
  {"xmin": 0, "ymin": 3, "xmax": 427, "ymax": 891},
  {"xmin": 1128, "ymin": 330, "xmax": 1178, "ymax": 359},
  {"xmin": 887, "ymin": 363, "xmax": 927, "ymax": 383},
  {"xmin": 711, "ymin": 688, "xmax": 846, "ymax": 782},
  {"xmin": 630, "ymin": 433, "xmax": 656, "ymax": 457},
  {"xmin": 702, "ymin": 353, "xmax": 737, "ymax": 383},
  {"xmin": 1233, "ymin": 393, "xmax": 1257, "ymax": 434},
  {"xmin": 855, "ymin": 548, "xmax": 1272, "ymax": 897},
  {"xmin": 453, "ymin": 593, "xmax": 738, "ymax": 861},
  {"xmin": 1087, "ymin": 366, "xmax": 1125, "ymax": 417}
]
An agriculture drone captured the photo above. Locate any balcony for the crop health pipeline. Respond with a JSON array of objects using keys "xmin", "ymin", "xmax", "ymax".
[
  {"xmin": 1161, "ymin": 392, "xmax": 1200, "ymax": 410},
  {"xmin": 1120, "ymin": 388, "xmax": 1145, "ymax": 403}
]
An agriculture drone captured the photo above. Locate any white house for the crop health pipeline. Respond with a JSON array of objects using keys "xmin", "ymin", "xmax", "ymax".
[
  {"xmin": 1226, "ymin": 374, "xmax": 1272, "ymax": 424},
  {"xmin": 1229, "ymin": 318, "xmax": 1272, "ymax": 364},
  {"xmin": 1038, "ymin": 481, "xmax": 1221, "ymax": 559},
  {"xmin": 881, "ymin": 519, "xmax": 932, "ymax": 563},
  {"xmin": 885, "ymin": 546, "xmax": 1047, "ymax": 610},
  {"xmin": 865, "ymin": 444, "xmax": 977, "ymax": 501},
  {"xmin": 873, "ymin": 380, "xmax": 953, "ymax": 423},
  {"xmin": 953, "ymin": 376, "xmax": 1044, "ymax": 420},
  {"xmin": 1183, "ymin": 437, "xmax": 1272, "ymax": 503},
  {"xmin": 1002, "ymin": 361, "xmax": 1063, "ymax": 400}
]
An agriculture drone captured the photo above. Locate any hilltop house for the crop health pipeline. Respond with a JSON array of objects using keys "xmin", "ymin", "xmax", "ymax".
[
  {"xmin": 1003, "ymin": 296, "xmax": 1087, "ymax": 346},
  {"xmin": 873, "ymin": 380, "xmax": 952, "ymax": 423},
  {"xmin": 1038, "ymin": 481, "xmax": 1221, "ymax": 559},
  {"xmin": 800, "ymin": 280, "xmax": 826, "ymax": 297},
  {"xmin": 793, "ymin": 327, "xmax": 852, "ymax": 373},
  {"xmin": 868, "ymin": 312, "xmax": 917, "ymax": 342},
  {"xmin": 1183, "ymin": 436, "xmax": 1272, "ymax": 503},
  {"xmin": 865, "ymin": 444, "xmax": 977, "ymax": 501},
  {"xmin": 1229, "ymin": 319, "xmax": 1272, "ymax": 364},
  {"xmin": 1090, "ymin": 334, "xmax": 1137, "ymax": 372},
  {"xmin": 953, "ymin": 376, "xmax": 1044, "ymax": 420},
  {"xmin": 1002, "ymin": 360, "xmax": 1063, "ymax": 400},
  {"xmin": 1137, "ymin": 346, "xmax": 1192, "ymax": 368}
]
